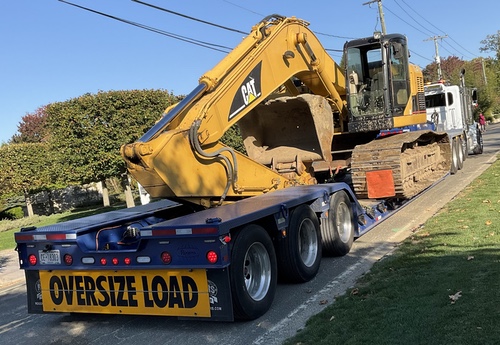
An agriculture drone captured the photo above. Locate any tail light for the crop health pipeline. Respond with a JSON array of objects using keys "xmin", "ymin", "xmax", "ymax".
[
  {"xmin": 28, "ymin": 254, "xmax": 37, "ymax": 266},
  {"xmin": 206, "ymin": 251, "xmax": 218, "ymax": 264},
  {"xmin": 161, "ymin": 251, "xmax": 172, "ymax": 264},
  {"xmin": 64, "ymin": 254, "xmax": 73, "ymax": 265}
]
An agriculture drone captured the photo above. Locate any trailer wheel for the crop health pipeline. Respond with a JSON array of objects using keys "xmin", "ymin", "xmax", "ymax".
[
  {"xmin": 462, "ymin": 132, "xmax": 469, "ymax": 161},
  {"xmin": 473, "ymin": 129, "xmax": 483, "ymax": 154},
  {"xmin": 230, "ymin": 224, "xmax": 277, "ymax": 320},
  {"xmin": 277, "ymin": 204, "xmax": 322, "ymax": 283},
  {"xmin": 457, "ymin": 137, "xmax": 464, "ymax": 170},
  {"xmin": 320, "ymin": 190, "xmax": 354, "ymax": 256},
  {"xmin": 450, "ymin": 139, "xmax": 459, "ymax": 174}
]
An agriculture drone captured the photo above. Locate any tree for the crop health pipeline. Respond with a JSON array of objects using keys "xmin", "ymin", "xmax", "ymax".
[
  {"xmin": 0, "ymin": 143, "xmax": 53, "ymax": 216},
  {"xmin": 422, "ymin": 56, "xmax": 465, "ymax": 83},
  {"xmin": 480, "ymin": 30, "xmax": 500, "ymax": 60},
  {"xmin": 10, "ymin": 106, "xmax": 49, "ymax": 144},
  {"xmin": 45, "ymin": 89, "xmax": 178, "ymax": 206}
]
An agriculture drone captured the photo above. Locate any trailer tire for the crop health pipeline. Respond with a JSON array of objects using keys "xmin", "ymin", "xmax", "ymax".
[
  {"xmin": 462, "ymin": 132, "xmax": 469, "ymax": 161},
  {"xmin": 473, "ymin": 129, "xmax": 483, "ymax": 154},
  {"xmin": 230, "ymin": 224, "xmax": 277, "ymax": 320},
  {"xmin": 457, "ymin": 137, "xmax": 464, "ymax": 170},
  {"xmin": 320, "ymin": 190, "xmax": 354, "ymax": 256},
  {"xmin": 277, "ymin": 204, "xmax": 322, "ymax": 283},
  {"xmin": 450, "ymin": 138, "xmax": 459, "ymax": 174}
]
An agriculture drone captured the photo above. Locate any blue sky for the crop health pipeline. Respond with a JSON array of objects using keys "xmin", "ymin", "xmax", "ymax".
[{"xmin": 1, "ymin": 0, "xmax": 497, "ymax": 144}]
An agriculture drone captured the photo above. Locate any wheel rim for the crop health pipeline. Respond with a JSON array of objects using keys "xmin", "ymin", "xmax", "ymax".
[
  {"xmin": 336, "ymin": 202, "xmax": 353, "ymax": 243},
  {"xmin": 298, "ymin": 218, "xmax": 319, "ymax": 268},
  {"xmin": 458, "ymin": 139, "xmax": 464, "ymax": 162},
  {"xmin": 452, "ymin": 141, "xmax": 458, "ymax": 167},
  {"xmin": 243, "ymin": 242, "xmax": 272, "ymax": 301}
]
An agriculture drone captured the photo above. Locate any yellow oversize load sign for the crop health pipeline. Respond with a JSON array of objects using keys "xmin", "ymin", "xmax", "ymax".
[{"xmin": 39, "ymin": 269, "xmax": 210, "ymax": 317}]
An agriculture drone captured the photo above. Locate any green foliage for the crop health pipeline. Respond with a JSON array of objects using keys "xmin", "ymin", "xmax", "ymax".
[
  {"xmin": 0, "ymin": 206, "xmax": 24, "ymax": 220},
  {"xmin": 0, "ymin": 142, "xmax": 54, "ymax": 198},
  {"xmin": 46, "ymin": 89, "xmax": 178, "ymax": 185},
  {"xmin": 480, "ymin": 30, "xmax": 500, "ymax": 60},
  {"xmin": 220, "ymin": 125, "xmax": 247, "ymax": 154}
]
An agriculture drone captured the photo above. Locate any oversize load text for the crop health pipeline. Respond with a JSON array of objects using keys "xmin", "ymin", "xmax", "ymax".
[{"xmin": 45, "ymin": 273, "xmax": 204, "ymax": 310}]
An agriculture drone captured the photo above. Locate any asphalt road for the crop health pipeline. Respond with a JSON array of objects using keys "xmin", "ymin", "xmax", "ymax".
[{"xmin": 1, "ymin": 123, "xmax": 498, "ymax": 345}]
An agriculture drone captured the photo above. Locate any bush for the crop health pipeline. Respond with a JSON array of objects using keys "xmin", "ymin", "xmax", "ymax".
[{"xmin": 0, "ymin": 206, "xmax": 24, "ymax": 220}]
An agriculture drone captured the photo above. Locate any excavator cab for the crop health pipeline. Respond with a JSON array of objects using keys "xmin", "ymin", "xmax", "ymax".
[{"xmin": 345, "ymin": 34, "xmax": 412, "ymax": 133}]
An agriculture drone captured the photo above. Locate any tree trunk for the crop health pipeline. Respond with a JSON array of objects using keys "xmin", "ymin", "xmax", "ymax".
[
  {"xmin": 100, "ymin": 180, "xmax": 110, "ymax": 207},
  {"xmin": 24, "ymin": 192, "xmax": 34, "ymax": 217},
  {"xmin": 122, "ymin": 175, "xmax": 135, "ymax": 208}
]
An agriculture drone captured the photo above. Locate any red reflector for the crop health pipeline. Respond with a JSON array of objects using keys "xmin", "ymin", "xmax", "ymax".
[
  {"xmin": 64, "ymin": 254, "xmax": 73, "ymax": 265},
  {"xmin": 161, "ymin": 251, "xmax": 172, "ymax": 264},
  {"xmin": 112, "ymin": 258, "xmax": 119, "ymax": 265},
  {"xmin": 47, "ymin": 234, "xmax": 69, "ymax": 240},
  {"xmin": 100, "ymin": 258, "xmax": 107, "ymax": 265},
  {"xmin": 207, "ymin": 251, "xmax": 218, "ymax": 264},
  {"xmin": 124, "ymin": 257, "xmax": 131, "ymax": 265},
  {"xmin": 28, "ymin": 254, "xmax": 37, "ymax": 266}
]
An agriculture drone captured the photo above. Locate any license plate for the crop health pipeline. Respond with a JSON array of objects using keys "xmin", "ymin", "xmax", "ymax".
[
  {"xmin": 39, "ymin": 250, "xmax": 61, "ymax": 265},
  {"xmin": 39, "ymin": 269, "xmax": 211, "ymax": 317}
]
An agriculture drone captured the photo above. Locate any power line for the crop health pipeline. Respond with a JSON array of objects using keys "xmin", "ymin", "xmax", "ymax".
[
  {"xmin": 222, "ymin": 0, "xmax": 265, "ymax": 17},
  {"xmin": 383, "ymin": 5, "xmax": 429, "ymax": 37},
  {"xmin": 409, "ymin": 49, "xmax": 433, "ymax": 63},
  {"xmin": 134, "ymin": 2, "xmax": 348, "ymax": 57},
  {"xmin": 392, "ymin": 0, "xmax": 436, "ymax": 37},
  {"xmin": 132, "ymin": 0, "xmax": 248, "ymax": 35},
  {"xmin": 394, "ymin": 0, "xmax": 477, "ymax": 58},
  {"xmin": 396, "ymin": 0, "xmax": 441, "ymax": 36},
  {"xmin": 315, "ymin": 31, "xmax": 357, "ymax": 40},
  {"xmin": 58, "ymin": 0, "xmax": 232, "ymax": 53}
]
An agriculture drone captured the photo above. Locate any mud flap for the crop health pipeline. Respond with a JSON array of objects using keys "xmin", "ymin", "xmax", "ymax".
[
  {"xmin": 25, "ymin": 270, "xmax": 44, "ymax": 314},
  {"xmin": 180, "ymin": 268, "xmax": 234, "ymax": 321}
]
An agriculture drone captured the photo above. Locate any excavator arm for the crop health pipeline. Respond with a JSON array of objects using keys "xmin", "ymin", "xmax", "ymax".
[{"xmin": 121, "ymin": 15, "xmax": 346, "ymax": 206}]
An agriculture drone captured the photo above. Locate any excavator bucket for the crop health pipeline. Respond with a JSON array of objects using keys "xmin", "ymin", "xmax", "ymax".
[{"xmin": 237, "ymin": 94, "xmax": 334, "ymax": 171}]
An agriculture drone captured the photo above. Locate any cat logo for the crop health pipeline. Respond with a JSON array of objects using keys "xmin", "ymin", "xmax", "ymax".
[{"xmin": 228, "ymin": 62, "xmax": 262, "ymax": 120}]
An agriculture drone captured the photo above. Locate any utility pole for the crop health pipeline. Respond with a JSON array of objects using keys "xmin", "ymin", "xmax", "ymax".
[
  {"xmin": 481, "ymin": 58, "xmax": 488, "ymax": 85},
  {"xmin": 424, "ymin": 35, "xmax": 448, "ymax": 80},
  {"xmin": 363, "ymin": 0, "xmax": 386, "ymax": 35}
]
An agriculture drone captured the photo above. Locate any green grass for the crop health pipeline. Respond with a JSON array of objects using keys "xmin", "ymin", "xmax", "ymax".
[
  {"xmin": 0, "ymin": 204, "xmax": 125, "ymax": 252},
  {"xmin": 285, "ymin": 159, "xmax": 500, "ymax": 345}
]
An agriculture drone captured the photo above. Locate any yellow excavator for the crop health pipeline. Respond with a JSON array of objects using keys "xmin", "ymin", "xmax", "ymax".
[{"xmin": 121, "ymin": 15, "xmax": 450, "ymax": 206}]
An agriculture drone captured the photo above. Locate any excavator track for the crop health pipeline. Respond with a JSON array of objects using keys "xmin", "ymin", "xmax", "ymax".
[{"xmin": 351, "ymin": 131, "xmax": 451, "ymax": 199}]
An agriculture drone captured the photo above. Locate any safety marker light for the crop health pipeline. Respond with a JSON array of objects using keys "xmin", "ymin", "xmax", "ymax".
[
  {"xmin": 161, "ymin": 251, "xmax": 172, "ymax": 264},
  {"xmin": 64, "ymin": 254, "xmax": 73, "ymax": 266},
  {"xmin": 29, "ymin": 254, "xmax": 37, "ymax": 266},
  {"xmin": 124, "ymin": 257, "xmax": 131, "ymax": 265},
  {"xmin": 112, "ymin": 257, "xmax": 119, "ymax": 265},
  {"xmin": 100, "ymin": 257, "xmax": 107, "ymax": 265},
  {"xmin": 207, "ymin": 251, "xmax": 218, "ymax": 264}
]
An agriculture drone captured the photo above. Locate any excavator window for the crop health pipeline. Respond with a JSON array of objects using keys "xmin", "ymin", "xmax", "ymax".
[
  {"xmin": 389, "ymin": 40, "xmax": 410, "ymax": 115},
  {"xmin": 346, "ymin": 46, "xmax": 385, "ymax": 117}
]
